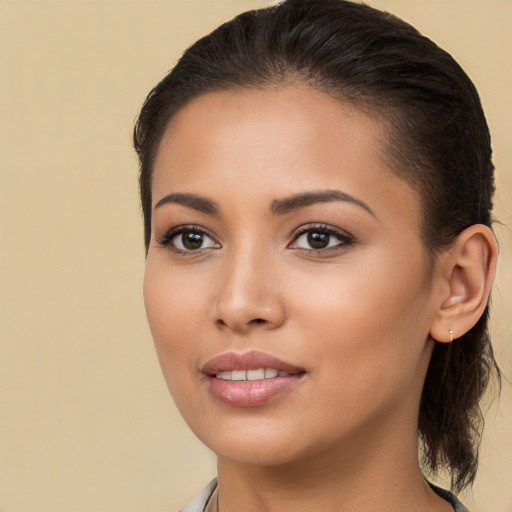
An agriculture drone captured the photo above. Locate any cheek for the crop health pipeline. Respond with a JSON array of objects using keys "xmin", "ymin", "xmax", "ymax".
[
  {"xmin": 291, "ymin": 249, "xmax": 429, "ymax": 329},
  {"xmin": 143, "ymin": 261, "xmax": 212, "ymax": 428},
  {"xmin": 287, "ymin": 247, "xmax": 433, "ymax": 379},
  {"xmin": 284, "ymin": 264, "xmax": 432, "ymax": 441},
  {"xmin": 143, "ymin": 260, "xmax": 202, "ymax": 374}
]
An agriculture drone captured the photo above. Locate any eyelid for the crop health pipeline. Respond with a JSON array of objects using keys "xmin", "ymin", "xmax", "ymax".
[
  {"xmin": 288, "ymin": 223, "xmax": 355, "ymax": 250},
  {"xmin": 157, "ymin": 224, "xmax": 221, "ymax": 251},
  {"xmin": 155, "ymin": 222, "xmax": 353, "ymax": 254}
]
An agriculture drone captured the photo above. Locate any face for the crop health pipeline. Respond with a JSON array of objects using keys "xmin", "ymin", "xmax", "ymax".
[{"xmin": 144, "ymin": 86, "xmax": 442, "ymax": 467}]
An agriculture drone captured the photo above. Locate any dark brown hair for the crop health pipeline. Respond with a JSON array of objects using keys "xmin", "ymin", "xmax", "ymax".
[{"xmin": 133, "ymin": 0, "xmax": 499, "ymax": 492}]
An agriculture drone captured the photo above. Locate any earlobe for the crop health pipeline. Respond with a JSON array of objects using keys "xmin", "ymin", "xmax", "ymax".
[{"xmin": 429, "ymin": 224, "xmax": 498, "ymax": 343}]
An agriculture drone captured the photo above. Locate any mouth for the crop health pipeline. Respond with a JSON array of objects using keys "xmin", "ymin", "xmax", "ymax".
[
  {"xmin": 215, "ymin": 368, "xmax": 293, "ymax": 381},
  {"xmin": 201, "ymin": 351, "xmax": 306, "ymax": 407}
]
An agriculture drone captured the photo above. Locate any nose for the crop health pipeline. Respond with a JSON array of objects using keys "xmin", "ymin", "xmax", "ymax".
[{"xmin": 213, "ymin": 248, "xmax": 286, "ymax": 334}]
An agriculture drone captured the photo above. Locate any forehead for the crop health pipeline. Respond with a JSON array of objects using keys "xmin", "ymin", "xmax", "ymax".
[
  {"xmin": 156, "ymin": 86, "xmax": 385, "ymax": 178},
  {"xmin": 160, "ymin": 85, "xmax": 386, "ymax": 150},
  {"xmin": 152, "ymin": 86, "xmax": 420, "ymax": 226}
]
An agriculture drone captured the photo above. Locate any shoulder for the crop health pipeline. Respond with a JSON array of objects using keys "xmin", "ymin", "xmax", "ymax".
[
  {"xmin": 429, "ymin": 482, "xmax": 470, "ymax": 512},
  {"xmin": 179, "ymin": 478, "xmax": 218, "ymax": 512}
]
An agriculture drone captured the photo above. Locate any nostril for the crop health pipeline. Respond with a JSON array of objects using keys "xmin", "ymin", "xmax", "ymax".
[
  {"xmin": 215, "ymin": 317, "xmax": 266, "ymax": 330},
  {"xmin": 215, "ymin": 316, "xmax": 269, "ymax": 331},
  {"xmin": 216, "ymin": 319, "xmax": 227, "ymax": 328}
]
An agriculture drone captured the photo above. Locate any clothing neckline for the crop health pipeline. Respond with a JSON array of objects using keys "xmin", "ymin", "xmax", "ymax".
[{"xmin": 179, "ymin": 477, "xmax": 469, "ymax": 512}]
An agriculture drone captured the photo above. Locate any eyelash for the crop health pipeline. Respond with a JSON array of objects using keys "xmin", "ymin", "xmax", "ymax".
[
  {"xmin": 157, "ymin": 223, "xmax": 355, "ymax": 255},
  {"xmin": 157, "ymin": 225, "xmax": 218, "ymax": 254},
  {"xmin": 288, "ymin": 224, "xmax": 355, "ymax": 253}
]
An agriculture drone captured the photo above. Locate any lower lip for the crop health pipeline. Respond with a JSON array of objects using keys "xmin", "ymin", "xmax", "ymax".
[{"xmin": 208, "ymin": 375, "xmax": 304, "ymax": 407}]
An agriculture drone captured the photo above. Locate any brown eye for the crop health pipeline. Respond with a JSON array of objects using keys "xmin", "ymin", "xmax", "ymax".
[
  {"xmin": 180, "ymin": 232, "xmax": 205, "ymax": 250},
  {"xmin": 307, "ymin": 231, "xmax": 330, "ymax": 249},
  {"xmin": 289, "ymin": 224, "xmax": 354, "ymax": 252},
  {"xmin": 168, "ymin": 229, "xmax": 219, "ymax": 252}
]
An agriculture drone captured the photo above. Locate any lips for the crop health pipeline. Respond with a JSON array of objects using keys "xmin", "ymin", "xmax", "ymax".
[{"xmin": 201, "ymin": 351, "xmax": 306, "ymax": 407}]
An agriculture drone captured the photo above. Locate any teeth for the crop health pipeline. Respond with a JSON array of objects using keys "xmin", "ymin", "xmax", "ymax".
[
  {"xmin": 231, "ymin": 370, "xmax": 247, "ymax": 381},
  {"xmin": 247, "ymin": 368, "xmax": 265, "ymax": 380},
  {"xmin": 216, "ymin": 368, "xmax": 291, "ymax": 381}
]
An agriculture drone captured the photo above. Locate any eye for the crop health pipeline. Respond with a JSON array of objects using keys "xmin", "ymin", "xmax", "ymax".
[
  {"xmin": 158, "ymin": 226, "xmax": 220, "ymax": 252},
  {"xmin": 289, "ymin": 224, "xmax": 353, "ymax": 252}
]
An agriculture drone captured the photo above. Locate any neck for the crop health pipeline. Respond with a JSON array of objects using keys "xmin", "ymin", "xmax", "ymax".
[{"xmin": 214, "ymin": 419, "xmax": 449, "ymax": 512}]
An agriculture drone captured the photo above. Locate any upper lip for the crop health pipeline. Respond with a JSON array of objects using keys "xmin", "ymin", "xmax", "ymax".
[{"xmin": 201, "ymin": 351, "xmax": 305, "ymax": 376}]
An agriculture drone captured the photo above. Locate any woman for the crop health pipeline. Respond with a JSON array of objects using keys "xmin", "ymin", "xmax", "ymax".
[{"xmin": 133, "ymin": 1, "xmax": 500, "ymax": 511}]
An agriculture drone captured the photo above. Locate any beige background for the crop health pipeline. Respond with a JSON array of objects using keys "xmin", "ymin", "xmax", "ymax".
[{"xmin": 0, "ymin": 1, "xmax": 510, "ymax": 511}]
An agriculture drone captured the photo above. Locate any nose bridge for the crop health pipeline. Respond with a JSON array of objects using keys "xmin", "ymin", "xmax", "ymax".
[{"xmin": 214, "ymin": 236, "xmax": 284, "ymax": 332}]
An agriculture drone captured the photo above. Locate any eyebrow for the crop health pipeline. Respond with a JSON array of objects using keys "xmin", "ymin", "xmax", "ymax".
[
  {"xmin": 154, "ymin": 192, "xmax": 220, "ymax": 215},
  {"xmin": 153, "ymin": 189, "xmax": 375, "ymax": 218},
  {"xmin": 271, "ymin": 189, "xmax": 375, "ymax": 217}
]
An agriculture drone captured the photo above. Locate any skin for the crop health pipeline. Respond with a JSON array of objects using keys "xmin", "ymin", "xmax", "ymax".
[{"xmin": 144, "ymin": 85, "xmax": 467, "ymax": 512}]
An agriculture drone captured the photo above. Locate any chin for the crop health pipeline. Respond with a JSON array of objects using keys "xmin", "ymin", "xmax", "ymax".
[
  {"xmin": 193, "ymin": 413, "xmax": 351, "ymax": 471},
  {"xmin": 212, "ymin": 438, "xmax": 309, "ymax": 468},
  {"xmin": 184, "ymin": 411, "xmax": 312, "ymax": 466}
]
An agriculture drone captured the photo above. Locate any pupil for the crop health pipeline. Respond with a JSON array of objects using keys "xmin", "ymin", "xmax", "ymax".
[
  {"xmin": 308, "ymin": 231, "xmax": 329, "ymax": 249},
  {"xmin": 183, "ymin": 232, "xmax": 203, "ymax": 250}
]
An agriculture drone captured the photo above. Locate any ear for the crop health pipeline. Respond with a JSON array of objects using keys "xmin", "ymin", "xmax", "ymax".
[{"xmin": 429, "ymin": 224, "xmax": 498, "ymax": 343}]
